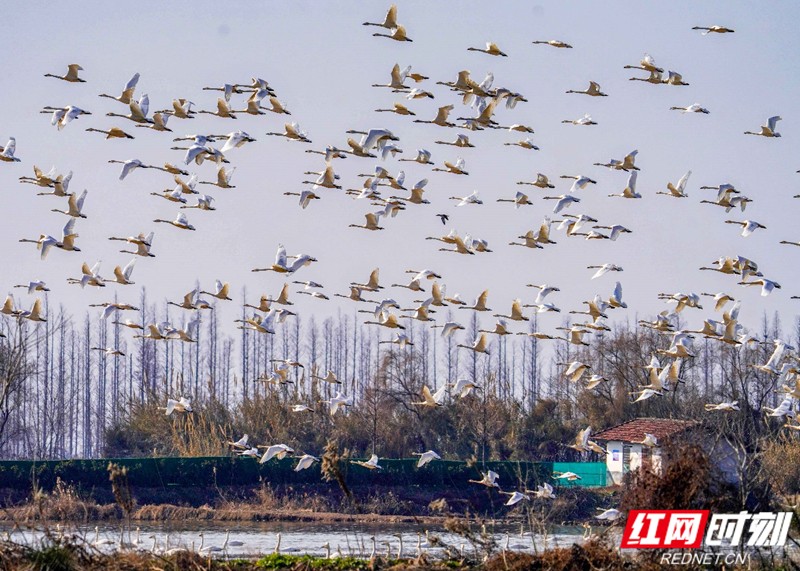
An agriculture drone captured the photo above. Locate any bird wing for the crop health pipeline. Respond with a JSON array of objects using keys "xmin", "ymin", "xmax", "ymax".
[
  {"xmin": 164, "ymin": 399, "xmax": 178, "ymax": 415},
  {"xmin": 626, "ymin": 170, "xmax": 638, "ymax": 192},
  {"xmin": 388, "ymin": 63, "xmax": 403, "ymax": 85},
  {"xmin": 677, "ymin": 170, "xmax": 692, "ymax": 192},
  {"xmin": 219, "ymin": 166, "xmax": 234, "ymax": 185},
  {"xmin": 216, "ymin": 280, "xmax": 228, "ymax": 297},
  {"xmin": 767, "ymin": 116, "xmax": 781, "ymax": 131},
  {"xmin": 434, "ymin": 105, "xmax": 454, "ymax": 123},
  {"xmin": 474, "ymin": 333, "xmax": 489, "ymax": 352},
  {"xmin": 364, "ymin": 128, "xmax": 394, "ymax": 153},
  {"xmin": 285, "ymin": 122, "xmax": 301, "ymax": 137},
  {"xmin": 75, "ymin": 189, "xmax": 88, "ymax": 212},
  {"xmin": 138, "ymin": 93, "xmax": 150, "ymax": 118},
  {"xmin": 216, "ymin": 98, "xmax": 231, "ymax": 116},
  {"xmin": 119, "ymin": 161, "xmax": 137, "ymax": 180},
  {"xmin": 122, "ymin": 72, "xmax": 140, "ymax": 100},
  {"xmin": 511, "ymin": 299, "xmax": 524, "ymax": 318},
  {"xmin": 153, "ymin": 112, "xmax": 169, "ymax": 129},
  {"xmin": 183, "ymin": 289, "xmax": 197, "ymax": 306},
  {"xmin": 260, "ymin": 445, "xmax": 280, "ymax": 463},
  {"xmin": 384, "ymin": 4, "xmax": 398, "ymax": 27},
  {"xmin": 274, "ymin": 244, "xmax": 288, "ymax": 267},
  {"xmin": 365, "ymin": 212, "xmax": 380, "ymax": 227},
  {"xmin": 183, "ymin": 145, "xmax": 207, "ymax": 166},
  {"xmin": 577, "ymin": 427, "xmax": 590, "ymax": 447},
  {"xmin": 613, "ymin": 282, "xmax": 623, "ymax": 303},
  {"xmin": 122, "ymin": 258, "xmax": 136, "ymax": 279},
  {"xmin": 419, "ymin": 385, "xmax": 435, "ymax": 404},
  {"xmin": 3, "ymin": 137, "xmax": 16, "ymax": 156}
]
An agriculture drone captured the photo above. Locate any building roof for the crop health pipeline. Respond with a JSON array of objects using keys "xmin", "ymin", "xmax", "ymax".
[{"xmin": 593, "ymin": 418, "xmax": 700, "ymax": 444}]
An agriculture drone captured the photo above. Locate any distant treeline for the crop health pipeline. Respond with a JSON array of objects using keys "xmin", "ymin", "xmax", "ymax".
[{"xmin": 0, "ymin": 290, "xmax": 796, "ymax": 479}]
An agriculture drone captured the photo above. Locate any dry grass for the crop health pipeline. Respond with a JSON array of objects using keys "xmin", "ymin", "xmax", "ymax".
[
  {"xmin": 1, "ymin": 478, "xmax": 609, "ymax": 527},
  {"xmin": 0, "ymin": 540, "xmax": 253, "ymax": 571},
  {"xmin": 484, "ymin": 540, "xmax": 659, "ymax": 571},
  {"xmin": 6, "ymin": 478, "xmax": 120, "ymax": 522},
  {"xmin": 2, "ymin": 537, "xmax": 619, "ymax": 571},
  {"xmin": 762, "ymin": 436, "xmax": 800, "ymax": 498},
  {"xmin": 105, "ymin": 398, "xmax": 232, "ymax": 457},
  {"xmin": 1, "ymin": 485, "xmax": 445, "ymax": 525},
  {"xmin": 0, "ymin": 537, "xmax": 776, "ymax": 571}
]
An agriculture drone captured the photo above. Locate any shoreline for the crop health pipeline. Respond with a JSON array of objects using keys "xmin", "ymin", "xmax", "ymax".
[
  {"xmin": 0, "ymin": 481, "xmax": 613, "ymax": 526},
  {"xmin": 0, "ymin": 504, "xmax": 460, "ymax": 526},
  {"xmin": 0, "ymin": 538, "xmax": 777, "ymax": 570}
]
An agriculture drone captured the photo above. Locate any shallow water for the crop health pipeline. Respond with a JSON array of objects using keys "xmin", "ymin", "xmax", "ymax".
[{"xmin": 0, "ymin": 520, "xmax": 589, "ymax": 558}]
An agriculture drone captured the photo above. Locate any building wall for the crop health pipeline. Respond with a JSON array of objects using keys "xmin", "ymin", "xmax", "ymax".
[
  {"xmin": 605, "ymin": 441, "xmax": 661, "ymax": 484},
  {"xmin": 606, "ymin": 440, "xmax": 624, "ymax": 485},
  {"xmin": 603, "ymin": 432, "xmax": 741, "ymax": 488},
  {"xmin": 652, "ymin": 448, "xmax": 663, "ymax": 475},
  {"xmin": 630, "ymin": 444, "xmax": 643, "ymax": 472}
]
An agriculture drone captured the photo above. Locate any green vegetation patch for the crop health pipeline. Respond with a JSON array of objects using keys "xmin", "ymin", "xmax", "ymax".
[{"xmin": 255, "ymin": 553, "xmax": 370, "ymax": 570}]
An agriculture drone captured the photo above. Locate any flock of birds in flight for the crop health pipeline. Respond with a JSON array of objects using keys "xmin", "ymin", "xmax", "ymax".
[{"xmin": 1, "ymin": 4, "xmax": 799, "ymax": 513}]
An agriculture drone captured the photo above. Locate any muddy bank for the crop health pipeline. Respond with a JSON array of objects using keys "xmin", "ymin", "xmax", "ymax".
[
  {"xmin": 0, "ymin": 481, "xmax": 614, "ymax": 524},
  {"xmin": 1, "ymin": 503, "xmax": 452, "ymax": 526}
]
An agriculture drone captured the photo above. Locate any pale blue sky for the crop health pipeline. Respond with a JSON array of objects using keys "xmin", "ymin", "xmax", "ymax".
[{"xmin": 1, "ymin": 1, "xmax": 799, "ymax": 340}]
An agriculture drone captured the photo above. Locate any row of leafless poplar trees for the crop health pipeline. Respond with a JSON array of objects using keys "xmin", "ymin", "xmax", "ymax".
[{"xmin": 0, "ymin": 288, "xmax": 795, "ymax": 462}]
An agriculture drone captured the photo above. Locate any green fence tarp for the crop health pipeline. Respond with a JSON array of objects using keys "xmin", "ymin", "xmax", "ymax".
[
  {"xmin": 0, "ymin": 458, "xmax": 606, "ymax": 490},
  {"xmin": 550, "ymin": 461, "xmax": 607, "ymax": 487}
]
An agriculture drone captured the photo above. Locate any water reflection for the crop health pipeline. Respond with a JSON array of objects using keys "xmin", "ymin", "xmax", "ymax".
[{"xmin": 1, "ymin": 520, "xmax": 589, "ymax": 558}]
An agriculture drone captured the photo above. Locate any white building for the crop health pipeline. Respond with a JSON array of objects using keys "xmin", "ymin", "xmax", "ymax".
[{"xmin": 593, "ymin": 418, "xmax": 739, "ymax": 486}]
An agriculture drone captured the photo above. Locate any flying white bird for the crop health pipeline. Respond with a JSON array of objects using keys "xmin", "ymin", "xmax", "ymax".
[
  {"xmin": 449, "ymin": 379, "xmax": 481, "ymax": 398},
  {"xmin": 259, "ymin": 444, "xmax": 295, "ymax": 463},
  {"xmin": 412, "ymin": 385, "xmax": 446, "ymax": 407},
  {"xmin": 692, "ymin": 25, "xmax": 735, "ymax": 34},
  {"xmin": 0, "ymin": 137, "xmax": 21, "ymax": 162},
  {"xmin": 670, "ymin": 103, "xmax": 709, "ymax": 114},
  {"xmin": 596, "ymin": 508, "xmax": 622, "ymax": 521},
  {"xmin": 500, "ymin": 491, "xmax": 530, "ymax": 506},
  {"xmin": 744, "ymin": 116, "xmax": 781, "ymax": 137},
  {"xmin": 164, "ymin": 397, "xmax": 193, "ymax": 415},
  {"xmin": 724, "ymin": 219, "xmax": 766, "ymax": 237},
  {"xmin": 413, "ymin": 450, "xmax": 441, "ymax": 468},
  {"xmin": 468, "ymin": 470, "xmax": 500, "ymax": 488},
  {"xmin": 543, "ymin": 194, "xmax": 580, "ymax": 213},
  {"xmin": 294, "ymin": 454, "xmax": 319, "ymax": 471},
  {"xmin": 705, "ymin": 400, "xmax": 740, "ymax": 412},
  {"xmin": 588, "ymin": 264, "xmax": 623, "ymax": 279},
  {"xmin": 352, "ymin": 454, "xmax": 383, "ymax": 470},
  {"xmin": 532, "ymin": 482, "xmax": 556, "ymax": 499},
  {"xmin": 658, "ymin": 170, "xmax": 692, "ymax": 198}
]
